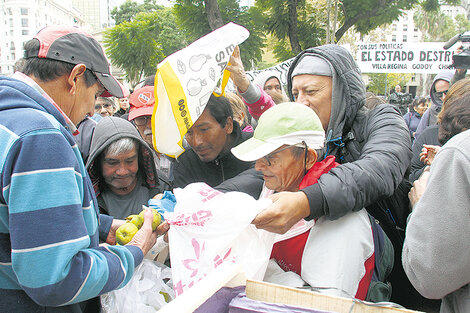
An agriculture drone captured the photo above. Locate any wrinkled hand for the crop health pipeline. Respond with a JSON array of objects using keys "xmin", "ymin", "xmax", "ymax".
[
  {"xmin": 420, "ymin": 144, "xmax": 441, "ymax": 165},
  {"xmin": 252, "ymin": 191, "xmax": 310, "ymax": 234},
  {"xmin": 106, "ymin": 219, "xmax": 126, "ymax": 245},
  {"xmin": 226, "ymin": 46, "xmax": 250, "ymax": 93},
  {"xmin": 127, "ymin": 208, "xmax": 170, "ymax": 255},
  {"xmin": 408, "ymin": 167, "xmax": 430, "ymax": 208}
]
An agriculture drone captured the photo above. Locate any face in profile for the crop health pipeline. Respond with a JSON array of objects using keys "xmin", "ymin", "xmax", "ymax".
[
  {"xmin": 291, "ymin": 74, "xmax": 332, "ymax": 131},
  {"xmin": 254, "ymin": 145, "xmax": 306, "ymax": 192}
]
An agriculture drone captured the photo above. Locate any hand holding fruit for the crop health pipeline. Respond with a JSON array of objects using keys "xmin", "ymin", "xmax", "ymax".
[{"xmin": 116, "ymin": 207, "xmax": 168, "ymax": 256}]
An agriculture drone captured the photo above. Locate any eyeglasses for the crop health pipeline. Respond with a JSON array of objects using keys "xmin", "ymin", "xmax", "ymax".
[
  {"xmin": 261, "ymin": 142, "xmax": 307, "ymax": 167},
  {"xmin": 435, "ymin": 90, "xmax": 448, "ymax": 99},
  {"xmin": 94, "ymin": 103, "xmax": 112, "ymax": 111},
  {"xmin": 133, "ymin": 116, "xmax": 151, "ymax": 126}
]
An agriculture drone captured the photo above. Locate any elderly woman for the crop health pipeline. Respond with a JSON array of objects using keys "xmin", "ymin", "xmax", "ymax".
[{"xmin": 232, "ymin": 102, "xmax": 393, "ymax": 301}]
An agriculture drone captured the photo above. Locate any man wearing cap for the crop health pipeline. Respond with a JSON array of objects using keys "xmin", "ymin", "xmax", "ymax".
[
  {"xmin": 0, "ymin": 25, "xmax": 167, "ymax": 311},
  {"xmin": 231, "ymin": 102, "xmax": 393, "ymax": 302},
  {"xmin": 128, "ymin": 86, "xmax": 174, "ymax": 180},
  {"xmin": 223, "ymin": 44, "xmax": 413, "ymax": 304}
]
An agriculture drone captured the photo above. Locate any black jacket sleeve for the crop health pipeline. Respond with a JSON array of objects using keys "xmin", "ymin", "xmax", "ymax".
[
  {"xmin": 303, "ymin": 105, "xmax": 412, "ymax": 220},
  {"xmin": 215, "ymin": 168, "xmax": 264, "ymax": 199}
]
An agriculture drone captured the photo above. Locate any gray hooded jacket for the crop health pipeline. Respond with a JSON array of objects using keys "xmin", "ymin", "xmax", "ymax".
[
  {"xmin": 86, "ymin": 117, "xmax": 171, "ymax": 218},
  {"xmin": 414, "ymin": 70, "xmax": 453, "ymax": 139},
  {"xmin": 286, "ymin": 45, "xmax": 412, "ymax": 221}
]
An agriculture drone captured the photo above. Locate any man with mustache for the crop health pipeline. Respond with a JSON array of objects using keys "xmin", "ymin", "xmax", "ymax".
[
  {"xmin": 127, "ymin": 86, "xmax": 174, "ymax": 181},
  {"xmin": 86, "ymin": 116, "xmax": 171, "ymax": 219}
]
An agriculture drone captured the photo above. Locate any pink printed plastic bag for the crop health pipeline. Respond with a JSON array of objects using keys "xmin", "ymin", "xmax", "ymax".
[{"xmin": 165, "ymin": 183, "xmax": 275, "ymax": 296}]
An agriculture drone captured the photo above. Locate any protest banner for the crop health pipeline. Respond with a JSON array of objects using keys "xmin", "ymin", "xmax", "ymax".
[
  {"xmin": 152, "ymin": 22, "xmax": 249, "ymax": 157},
  {"xmin": 245, "ymin": 57, "xmax": 295, "ymax": 86},
  {"xmin": 356, "ymin": 42, "xmax": 458, "ymax": 74}
]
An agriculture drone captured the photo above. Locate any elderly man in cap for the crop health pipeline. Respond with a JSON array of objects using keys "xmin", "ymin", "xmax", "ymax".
[
  {"xmin": 0, "ymin": 25, "xmax": 167, "ymax": 312},
  {"xmin": 220, "ymin": 44, "xmax": 412, "ymax": 304},
  {"xmin": 232, "ymin": 102, "xmax": 393, "ymax": 301},
  {"xmin": 128, "ymin": 86, "xmax": 174, "ymax": 180}
]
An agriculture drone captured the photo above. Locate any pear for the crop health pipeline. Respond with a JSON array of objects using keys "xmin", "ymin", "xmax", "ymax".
[
  {"xmin": 125, "ymin": 214, "xmax": 143, "ymax": 229},
  {"xmin": 116, "ymin": 223, "xmax": 139, "ymax": 245},
  {"xmin": 139, "ymin": 209, "xmax": 162, "ymax": 231}
]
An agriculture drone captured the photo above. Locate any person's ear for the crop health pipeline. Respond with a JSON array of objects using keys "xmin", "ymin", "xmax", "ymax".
[
  {"xmin": 305, "ymin": 148, "xmax": 318, "ymax": 171},
  {"xmin": 225, "ymin": 116, "xmax": 234, "ymax": 134},
  {"xmin": 68, "ymin": 64, "xmax": 87, "ymax": 95}
]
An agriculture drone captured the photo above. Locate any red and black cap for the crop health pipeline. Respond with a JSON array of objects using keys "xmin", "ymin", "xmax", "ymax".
[{"xmin": 24, "ymin": 25, "xmax": 129, "ymax": 98}]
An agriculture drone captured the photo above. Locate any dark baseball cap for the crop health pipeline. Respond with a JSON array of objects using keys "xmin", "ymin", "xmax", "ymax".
[{"xmin": 24, "ymin": 25, "xmax": 128, "ymax": 98}]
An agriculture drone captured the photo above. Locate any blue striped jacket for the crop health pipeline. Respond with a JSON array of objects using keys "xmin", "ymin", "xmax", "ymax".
[{"xmin": 0, "ymin": 76, "xmax": 143, "ymax": 307}]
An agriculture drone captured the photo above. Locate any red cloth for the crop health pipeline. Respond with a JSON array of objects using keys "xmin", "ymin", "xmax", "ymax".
[{"xmin": 270, "ymin": 156, "xmax": 338, "ymax": 276}]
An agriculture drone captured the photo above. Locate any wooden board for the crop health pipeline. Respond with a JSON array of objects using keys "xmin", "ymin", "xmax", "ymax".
[{"xmin": 246, "ymin": 279, "xmax": 424, "ymax": 313}]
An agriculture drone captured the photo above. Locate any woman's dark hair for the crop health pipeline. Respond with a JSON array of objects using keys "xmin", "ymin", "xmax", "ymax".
[
  {"xmin": 438, "ymin": 95, "xmax": 470, "ymax": 145},
  {"xmin": 22, "ymin": 38, "xmax": 97, "ymax": 87},
  {"xmin": 206, "ymin": 94, "xmax": 233, "ymax": 128},
  {"xmin": 411, "ymin": 97, "xmax": 427, "ymax": 112}
]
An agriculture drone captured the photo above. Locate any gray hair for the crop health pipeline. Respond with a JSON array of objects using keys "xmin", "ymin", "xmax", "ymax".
[{"xmin": 103, "ymin": 137, "xmax": 138, "ymax": 157}]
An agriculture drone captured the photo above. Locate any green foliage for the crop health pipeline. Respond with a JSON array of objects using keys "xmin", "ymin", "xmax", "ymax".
[
  {"xmin": 111, "ymin": 0, "xmax": 163, "ymax": 25},
  {"xmin": 256, "ymin": 0, "xmax": 325, "ymax": 61},
  {"xmin": 173, "ymin": 0, "xmax": 266, "ymax": 69},
  {"xmin": 454, "ymin": 14, "xmax": 470, "ymax": 34},
  {"xmin": 335, "ymin": 0, "xmax": 460, "ymax": 41},
  {"xmin": 104, "ymin": 9, "xmax": 186, "ymax": 87},
  {"xmin": 413, "ymin": 8, "xmax": 456, "ymax": 41},
  {"xmin": 367, "ymin": 73, "xmax": 412, "ymax": 96}
]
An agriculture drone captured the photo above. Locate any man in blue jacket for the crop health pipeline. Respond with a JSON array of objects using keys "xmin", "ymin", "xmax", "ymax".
[{"xmin": 0, "ymin": 25, "xmax": 168, "ymax": 312}]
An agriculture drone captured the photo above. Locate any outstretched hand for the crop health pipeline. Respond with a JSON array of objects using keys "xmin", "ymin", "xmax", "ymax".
[
  {"xmin": 252, "ymin": 191, "xmax": 310, "ymax": 234},
  {"xmin": 226, "ymin": 46, "xmax": 250, "ymax": 93}
]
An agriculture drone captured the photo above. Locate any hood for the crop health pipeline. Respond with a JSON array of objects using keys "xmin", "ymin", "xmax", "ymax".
[
  {"xmin": 287, "ymin": 44, "xmax": 365, "ymax": 145},
  {"xmin": 86, "ymin": 116, "xmax": 159, "ymax": 195},
  {"xmin": 429, "ymin": 70, "xmax": 453, "ymax": 108},
  {"xmin": 252, "ymin": 70, "xmax": 288, "ymax": 98},
  {"xmin": 0, "ymin": 76, "xmax": 68, "ymax": 129}
]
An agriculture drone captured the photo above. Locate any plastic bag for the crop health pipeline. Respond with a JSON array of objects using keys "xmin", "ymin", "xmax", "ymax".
[
  {"xmin": 165, "ymin": 183, "xmax": 275, "ymax": 296},
  {"xmin": 101, "ymin": 259, "xmax": 175, "ymax": 313},
  {"xmin": 152, "ymin": 22, "xmax": 249, "ymax": 157}
]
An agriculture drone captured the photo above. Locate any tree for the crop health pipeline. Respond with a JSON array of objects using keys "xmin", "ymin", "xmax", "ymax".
[
  {"xmin": 367, "ymin": 73, "xmax": 412, "ymax": 96},
  {"xmin": 111, "ymin": 0, "xmax": 162, "ymax": 25},
  {"xmin": 256, "ymin": 0, "xmax": 325, "ymax": 60},
  {"xmin": 413, "ymin": 7, "xmax": 456, "ymax": 41},
  {"xmin": 335, "ymin": 0, "xmax": 460, "ymax": 42},
  {"xmin": 174, "ymin": 0, "xmax": 266, "ymax": 69},
  {"xmin": 104, "ymin": 9, "xmax": 186, "ymax": 87}
]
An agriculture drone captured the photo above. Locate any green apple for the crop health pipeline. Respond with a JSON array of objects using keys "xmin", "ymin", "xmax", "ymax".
[
  {"xmin": 116, "ymin": 222, "xmax": 139, "ymax": 245},
  {"xmin": 139, "ymin": 209, "xmax": 162, "ymax": 231},
  {"xmin": 125, "ymin": 214, "xmax": 143, "ymax": 229}
]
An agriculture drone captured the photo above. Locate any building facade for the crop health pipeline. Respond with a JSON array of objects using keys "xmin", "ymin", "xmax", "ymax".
[{"xmin": 0, "ymin": 0, "xmax": 83, "ymax": 74}]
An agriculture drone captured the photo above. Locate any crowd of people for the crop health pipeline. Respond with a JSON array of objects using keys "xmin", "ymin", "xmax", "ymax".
[{"xmin": 0, "ymin": 25, "xmax": 468, "ymax": 313}]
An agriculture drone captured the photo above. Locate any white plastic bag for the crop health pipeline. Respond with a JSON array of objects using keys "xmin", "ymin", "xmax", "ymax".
[
  {"xmin": 101, "ymin": 259, "xmax": 175, "ymax": 313},
  {"xmin": 152, "ymin": 22, "xmax": 249, "ymax": 158},
  {"xmin": 165, "ymin": 183, "xmax": 275, "ymax": 296}
]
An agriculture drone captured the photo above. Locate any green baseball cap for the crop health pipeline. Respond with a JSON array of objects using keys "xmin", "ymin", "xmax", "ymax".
[{"xmin": 232, "ymin": 102, "xmax": 325, "ymax": 161}]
